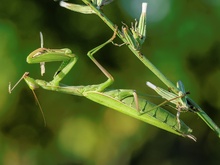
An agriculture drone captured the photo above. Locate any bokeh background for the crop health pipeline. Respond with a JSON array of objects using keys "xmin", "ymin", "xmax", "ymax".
[{"xmin": 1, "ymin": 0, "xmax": 220, "ymax": 164}]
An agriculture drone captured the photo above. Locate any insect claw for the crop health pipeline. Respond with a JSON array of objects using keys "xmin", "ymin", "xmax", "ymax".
[{"xmin": 185, "ymin": 134, "xmax": 197, "ymax": 142}]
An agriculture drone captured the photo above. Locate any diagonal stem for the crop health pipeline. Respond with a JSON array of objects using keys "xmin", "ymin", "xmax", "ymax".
[{"xmin": 82, "ymin": 0, "xmax": 179, "ymax": 94}]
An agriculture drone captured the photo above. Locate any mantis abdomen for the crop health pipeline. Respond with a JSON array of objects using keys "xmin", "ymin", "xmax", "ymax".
[{"xmin": 85, "ymin": 89, "xmax": 194, "ymax": 139}]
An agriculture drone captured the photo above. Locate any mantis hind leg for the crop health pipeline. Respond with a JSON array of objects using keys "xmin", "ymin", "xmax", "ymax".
[{"xmin": 132, "ymin": 91, "xmax": 140, "ymax": 113}]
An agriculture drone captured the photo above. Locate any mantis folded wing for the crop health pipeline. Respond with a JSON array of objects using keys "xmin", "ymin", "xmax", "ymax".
[{"xmin": 10, "ymin": 33, "xmax": 196, "ymax": 141}]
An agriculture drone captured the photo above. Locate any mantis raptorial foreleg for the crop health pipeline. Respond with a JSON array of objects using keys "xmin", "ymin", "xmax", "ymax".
[{"xmin": 27, "ymin": 47, "xmax": 78, "ymax": 87}]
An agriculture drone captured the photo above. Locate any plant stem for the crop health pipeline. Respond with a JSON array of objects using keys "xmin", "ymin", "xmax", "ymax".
[{"xmin": 82, "ymin": 0, "xmax": 179, "ymax": 93}]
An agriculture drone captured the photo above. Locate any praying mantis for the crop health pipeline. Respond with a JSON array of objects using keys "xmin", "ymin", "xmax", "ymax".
[{"xmin": 9, "ymin": 32, "xmax": 196, "ymax": 141}]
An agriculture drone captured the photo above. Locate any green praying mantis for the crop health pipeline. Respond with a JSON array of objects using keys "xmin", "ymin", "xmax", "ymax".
[
  {"xmin": 8, "ymin": 0, "xmax": 220, "ymax": 142},
  {"xmin": 59, "ymin": 0, "xmax": 220, "ymax": 139},
  {"xmin": 9, "ymin": 31, "xmax": 196, "ymax": 141}
]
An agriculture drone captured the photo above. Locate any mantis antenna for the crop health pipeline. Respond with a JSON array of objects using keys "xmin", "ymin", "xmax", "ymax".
[
  {"xmin": 9, "ymin": 72, "xmax": 47, "ymax": 126},
  {"xmin": 29, "ymin": 84, "xmax": 46, "ymax": 127},
  {"xmin": 9, "ymin": 74, "xmax": 25, "ymax": 94},
  {"xmin": 40, "ymin": 32, "xmax": 45, "ymax": 76}
]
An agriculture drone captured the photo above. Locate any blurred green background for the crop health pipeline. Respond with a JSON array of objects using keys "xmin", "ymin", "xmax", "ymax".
[{"xmin": 1, "ymin": 0, "xmax": 220, "ymax": 164}]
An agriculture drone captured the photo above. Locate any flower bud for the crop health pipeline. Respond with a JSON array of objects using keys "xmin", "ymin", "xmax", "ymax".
[
  {"xmin": 121, "ymin": 3, "xmax": 147, "ymax": 50},
  {"xmin": 60, "ymin": 1, "xmax": 94, "ymax": 14},
  {"xmin": 137, "ymin": 3, "xmax": 147, "ymax": 44}
]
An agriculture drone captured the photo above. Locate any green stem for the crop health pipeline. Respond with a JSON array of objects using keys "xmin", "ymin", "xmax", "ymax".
[{"xmin": 82, "ymin": 0, "xmax": 179, "ymax": 94}]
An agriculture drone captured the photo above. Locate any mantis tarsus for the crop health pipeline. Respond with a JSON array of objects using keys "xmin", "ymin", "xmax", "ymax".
[{"xmin": 10, "ymin": 32, "xmax": 196, "ymax": 141}]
